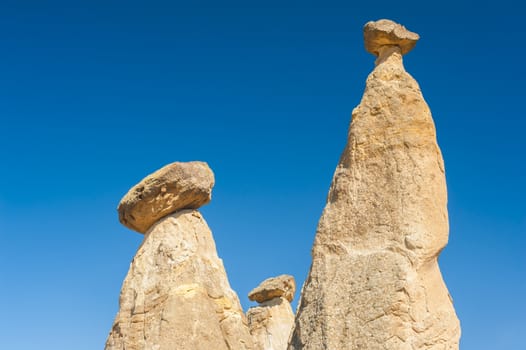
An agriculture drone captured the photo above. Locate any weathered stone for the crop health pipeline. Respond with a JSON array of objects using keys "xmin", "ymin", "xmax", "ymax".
[
  {"xmin": 248, "ymin": 276, "xmax": 296, "ymax": 349},
  {"xmin": 118, "ymin": 161, "xmax": 214, "ymax": 233},
  {"xmin": 248, "ymin": 275, "xmax": 296, "ymax": 303},
  {"xmin": 289, "ymin": 20, "xmax": 460, "ymax": 350},
  {"xmin": 364, "ymin": 19, "xmax": 419, "ymax": 56},
  {"xmin": 105, "ymin": 210, "xmax": 254, "ymax": 350},
  {"xmin": 248, "ymin": 298, "xmax": 295, "ymax": 350}
]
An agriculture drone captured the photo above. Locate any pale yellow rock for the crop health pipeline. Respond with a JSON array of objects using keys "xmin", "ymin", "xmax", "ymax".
[
  {"xmin": 364, "ymin": 19, "xmax": 419, "ymax": 56},
  {"xmin": 288, "ymin": 20, "xmax": 460, "ymax": 350},
  {"xmin": 118, "ymin": 161, "xmax": 214, "ymax": 233},
  {"xmin": 248, "ymin": 275, "xmax": 296, "ymax": 303},
  {"xmin": 105, "ymin": 210, "xmax": 254, "ymax": 350},
  {"xmin": 248, "ymin": 297, "xmax": 295, "ymax": 350}
]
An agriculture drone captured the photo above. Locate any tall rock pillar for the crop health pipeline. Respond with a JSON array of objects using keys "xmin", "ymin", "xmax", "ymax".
[
  {"xmin": 105, "ymin": 161, "xmax": 254, "ymax": 350},
  {"xmin": 289, "ymin": 20, "xmax": 461, "ymax": 349}
]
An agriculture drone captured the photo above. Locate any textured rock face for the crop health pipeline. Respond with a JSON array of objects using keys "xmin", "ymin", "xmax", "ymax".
[
  {"xmin": 289, "ymin": 20, "xmax": 460, "ymax": 350},
  {"xmin": 118, "ymin": 161, "xmax": 214, "ymax": 233},
  {"xmin": 248, "ymin": 298, "xmax": 295, "ymax": 350},
  {"xmin": 106, "ymin": 162, "xmax": 253, "ymax": 350},
  {"xmin": 247, "ymin": 276, "xmax": 296, "ymax": 350},
  {"xmin": 106, "ymin": 210, "xmax": 254, "ymax": 350},
  {"xmin": 248, "ymin": 275, "xmax": 296, "ymax": 303}
]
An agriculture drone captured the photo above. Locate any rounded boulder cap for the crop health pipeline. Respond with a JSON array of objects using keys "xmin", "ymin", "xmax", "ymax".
[
  {"xmin": 117, "ymin": 161, "xmax": 215, "ymax": 234},
  {"xmin": 248, "ymin": 274, "xmax": 296, "ymax": 303},
  {"xmin": 364, "ymin": 19, "xmax": 420, "ymax": 56}
]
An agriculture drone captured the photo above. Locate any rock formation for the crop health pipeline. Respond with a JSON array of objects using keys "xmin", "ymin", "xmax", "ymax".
[
  {"xmin": 288, "ymin": 19, "xmax": 461, "ymax": 349},
  {"xmin": 105, "ymin": 161, "xmax": 254, "ymax": 350},
  {"xmin": 248, "ymin": 275, "xmax": 295, "ymax": 304},
  {"xmin": 118, "ymin": 161, "xmax": 214, "ymax": 234},
  {"xmin": 105, "ymin": 19, "xmax": 463, "ymax": 350},
  {"xmin": 247, "ymin": 275, "xmax": 296, "ymax": 350}
]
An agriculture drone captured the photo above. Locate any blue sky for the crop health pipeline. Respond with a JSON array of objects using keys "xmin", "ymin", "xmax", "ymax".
[{"xmin": 0, "ymin": 1, "xmax": 524, "ymax": 349}]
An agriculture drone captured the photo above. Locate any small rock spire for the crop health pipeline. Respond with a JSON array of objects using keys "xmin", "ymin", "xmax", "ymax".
[{"xmin": 247, "ymin": 275, "xmax": 296, "ymax": 350}]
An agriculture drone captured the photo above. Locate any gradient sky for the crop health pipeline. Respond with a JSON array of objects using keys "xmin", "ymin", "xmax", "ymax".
[{"xmin": 1, "ymin": 1, "xmax": 524, "ymax": 349}]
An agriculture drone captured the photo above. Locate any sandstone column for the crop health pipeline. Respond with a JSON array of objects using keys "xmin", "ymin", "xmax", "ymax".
[
  {"xmin": 105, "ymin": 161, "xmax": 254, "ymax": 350},
  {"xmin": 289, "ymin": 20, "xmax": 461, "ymax": 349},
  {"xmin": 247, "ymin": 275, "xmax": 296, "ymax": 350}
]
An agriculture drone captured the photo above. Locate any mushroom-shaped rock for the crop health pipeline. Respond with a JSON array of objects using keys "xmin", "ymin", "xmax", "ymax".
[
  {"xmin": 248, "ymin": 274, "xmax": 295, "ymax": 303},
  {"xmin": 118, "ymin": 161, "xmax": 214, "ymax": 233},
  {"xmin": 288, "ymin": 20, "xmax": 460, "ymax": 350},
  {"xmin": 364, "ymin": 19, "xmax": 419, "ymax": 56},
  {"xmin": 247, "ymin": 275, "xmax": 296, "ymax": 350}
]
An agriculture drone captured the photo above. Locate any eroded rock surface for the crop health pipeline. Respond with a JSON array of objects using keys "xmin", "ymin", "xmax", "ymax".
[
  {"xmin": 106, "ymin": 162, "xmax": 253, "ymax": 350},
  {"xmin": 248, "ymin": 276, "xmax": 296, "ymax": 350},
  {"xmin": 106, "ymin": 210, "xmax": 254, "ymax": 350},
  {"xmin": 118, "ymin": 161, "xmax": 214, "ymax": 233},
  {"xmin": 289, "ymin": 20, "xmax": 460, "ymax": 350}
]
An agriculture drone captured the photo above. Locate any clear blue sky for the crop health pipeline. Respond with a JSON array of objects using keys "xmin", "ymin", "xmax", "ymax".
[{"xmin": 0, "ymin": 1, "xmax": 524, "ymax": 349}]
